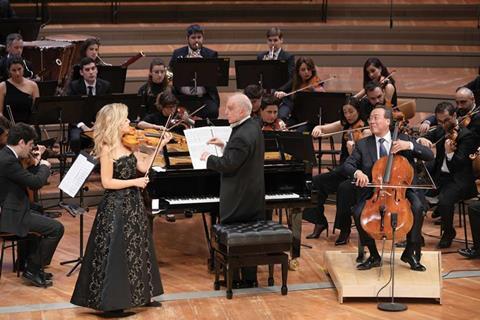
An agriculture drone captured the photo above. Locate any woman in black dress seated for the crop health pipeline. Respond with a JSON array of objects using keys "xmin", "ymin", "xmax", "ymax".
[
  {"xmin": 71, "ymin": 103, "xmax": 171, "ymax": 316},
  {"xmin": 0, "ymin": 56, "xmax": 39, "ymax": 123},
  {"xmin": 137, "ymin": 58, "xmax": 170, "ymax": 115}
]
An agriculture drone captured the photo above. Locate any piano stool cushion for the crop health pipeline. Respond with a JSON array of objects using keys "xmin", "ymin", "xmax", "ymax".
[{"xmin": 213, "ymin": 220, "xmax": 292, "ymax": 248}]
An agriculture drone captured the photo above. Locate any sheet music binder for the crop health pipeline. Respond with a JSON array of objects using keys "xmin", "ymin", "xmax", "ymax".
[{"xmin": 59, "ymin": 151, "xmax": 98, "ymax": 198}]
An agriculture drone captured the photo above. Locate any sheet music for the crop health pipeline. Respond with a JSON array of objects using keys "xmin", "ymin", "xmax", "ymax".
[
  {"xmin": 59, "ymin": 152, "xmax": 96, "ymax": 197},
  {"xmin": 184, "ymin": 126, "xmax": 232, "ymax": 169}
]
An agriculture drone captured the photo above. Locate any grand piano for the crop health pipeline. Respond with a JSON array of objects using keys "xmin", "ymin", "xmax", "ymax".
[{"xmin": 147, "ymin": 130, "xmax": 317, "ymax": 265}]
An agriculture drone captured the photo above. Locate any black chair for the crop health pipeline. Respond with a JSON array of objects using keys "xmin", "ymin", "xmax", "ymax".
[{"xmin": 212, "ymin": 220, "xmax": 292, "ymax": 299}]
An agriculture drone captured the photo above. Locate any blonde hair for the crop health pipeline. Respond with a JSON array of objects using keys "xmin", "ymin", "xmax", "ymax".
[{"xmin": 93, "ymin": 103, "xmax": 128, "ymax": 157}]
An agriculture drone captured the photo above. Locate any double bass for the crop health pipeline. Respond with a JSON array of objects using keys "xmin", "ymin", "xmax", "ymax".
[{"xmin": 360, "ymin": 122, "xmax": 414, "ymax": 240}]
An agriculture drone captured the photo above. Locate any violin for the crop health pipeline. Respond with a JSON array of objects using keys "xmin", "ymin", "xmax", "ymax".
[
  {"xmin": 458, "ymin": 106, "xmax": 479, "ymax": 128},
  {"xmin": 20, "ymin": 146, "xmax": 41, "ymax": 203},
  {"xmin": 360, "ymin": 122, "xmax": 414, "ymax": 240},
  {"xmin": 262, "ymin": 118, "xmax": 287, "ymax": 131},
  {"xmin": 167, "ymin": 106, "xmax": 196, "ymax": 130},
  {"xmin": 343, "ymin": 119, "xmax": 366, "ymax": 143},
  {"xmin": 283, "ymin": 76, "xmax": 336, "ymax": 98},
  {"xmin": 470, "ymin": 147, "xmax": 480, "ymax": 177},
  {"xmin": 121, "ymin": 127, "xmax": 162, "ymax": 150}
]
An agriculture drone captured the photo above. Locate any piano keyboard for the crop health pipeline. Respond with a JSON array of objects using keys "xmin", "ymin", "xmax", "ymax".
[{"xmin": 162, "ymin": 193, "xmax": 300, "ymax": 205}]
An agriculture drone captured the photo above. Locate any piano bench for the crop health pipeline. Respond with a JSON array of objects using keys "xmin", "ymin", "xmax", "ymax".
[{"xmin": 212, "ymin": 220, "xmax": 292, "ymax": 299}]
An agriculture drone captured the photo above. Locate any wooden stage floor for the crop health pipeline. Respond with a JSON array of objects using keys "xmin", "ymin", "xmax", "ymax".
[{"xmin": 0, "ymin": 178, "xmax": 479, "ymax": 319}]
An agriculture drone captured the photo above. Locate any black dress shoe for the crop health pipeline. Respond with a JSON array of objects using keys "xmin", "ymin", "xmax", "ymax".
[
  {"xmin": 40, "ymin": 270, "xmax": 53, "ymax": 280},
  {"xmin": 458, "ymin": 247, "xmax": 480, "ymax": 259},
  {"xmin": 356, "ymin": 256, "xmax": 381, "ymax": 270},
  {"xmin": 144, "ymin": 301, "xmax": 162, "ymax": 307},
  {"xmin": 400, "ymin": 252, "xmax": 426, "ymax": 271},
  {"xmin": 335, "ymin": 230, "xmax": 350, "ymax": 246},
  {"xmin": 438, "ymin": 230, "xmax": 456, "ymax": 249},
  {"xmin": 22, "ymin": 270, "xmax": 53, "ymax": 287},
  {"xmin": 306, "ymin": 224, "xmax": 328, "ymax": 239},
  {"xmin": 431, "ymin": 210, "xmax": 441, "ymax": 219}
]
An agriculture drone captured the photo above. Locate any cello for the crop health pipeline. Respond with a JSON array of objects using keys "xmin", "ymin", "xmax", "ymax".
[{"xmin": 360, "ymin": 122, "xmax": 414, "ymax": 240}]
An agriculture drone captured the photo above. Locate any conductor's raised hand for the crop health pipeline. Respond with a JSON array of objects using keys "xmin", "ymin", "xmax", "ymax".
[{"xmin": 207, "ymin": 137, "xmax": 225, "ymax": 148}]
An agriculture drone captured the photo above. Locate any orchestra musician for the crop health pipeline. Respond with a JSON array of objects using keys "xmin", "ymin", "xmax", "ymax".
[
  {"xmin": 71, "ymin": 103, "xmax": 170, "ymax": 315},
  {"xmin": 78, "ymin": 37, "xmax": 109, "ymax": 66},
  {"xmin": 244, "ymin": 84, "xmax": 263, "ymax": 119},
  {"xmin": 458, "ymin": 191, "xmax": 480, "ymax": 259},
  {"xmin": 65, "ymin": 57, "xmax": 112, "ymax": 154},
  {"xmin": 417, "ymin": 102, "xmax": 478, "ymax": 248},
  {"xmin": 137, "ymin": 58, "xmax": 170, "ymax": 115},
  {"xmin": 305, "ymin": 97, "xmax": 370, "ymax": 242},
  {"xmin": 464, "ymin": 75, "xmax": 480, "ymax": 106},
  {"xmin": 0, "ymin": 33, "xmax": 36, "ymax": 82},
  {"xmin": 0, "ymin": 56, "xmax": 39, "ymax": 123},
  {"xmin": 169, "ymin": 24, "xmax": 220, "ymax": 119},
  {"xmin": 419, "ymin": 87, "xmax": 480, "ymax": 138},
  {"xmin": 343, "ymin": 107, "xmax": 434, "ymax": 271},
  {"xmin": 0, "ymin": 123, "xmax": 64, "ymax": 287},
  {"xmin": 274, "ymin": 57, "xmax": 325, "ymax": 123},
  {"xmin": 200, "ymin": 93, "xmax": 265, "ymax": 288},
  {"xmin": 259, "ymin": 94, "xmax": 286, "ymax": 131}
]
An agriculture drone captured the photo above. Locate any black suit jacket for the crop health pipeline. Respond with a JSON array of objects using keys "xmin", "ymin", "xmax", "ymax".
[
  {"xmin": 424, "ymin": 126, "xmax": 478, "ymax": 198},
  {"xmin": 169, "ymin": 46, "xmax": 220, "ymax": 107},
  {"xmin": 465, "ymin": 76, "xmax": 480, "ymax": 106},
  {"xmin": 256, "ymin": 49, "xmax": 295, "ymax": 91},
  {"xmin": 0, "ymin": 147, "xmax": 50, "ymax": 236},
  {"xmin": 66, "ymin": 78, "xmax": 111, "ymax": 96},
  {"xmin": 207, "ymin": 118, "xmax": 265, "ymax": 224},
  {"xmin": 343, "ymin": 133, "xmax": 434, "ymax": 183}
]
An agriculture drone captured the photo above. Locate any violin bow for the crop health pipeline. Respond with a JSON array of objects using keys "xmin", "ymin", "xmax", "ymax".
[
  {"xmin": 166, "ymin": 104, "xmax": 207, "ymax": 132},
  {"xmin": 144, "ymin": 113, "xmax": 173, "ymax": 177},
  {"xmin": 284, "ymin": 76, "xmax": 336, "ymax": 98},
  {"xmin": 286, "ymin": 121, "xmax": 308, "ymax": 131}
]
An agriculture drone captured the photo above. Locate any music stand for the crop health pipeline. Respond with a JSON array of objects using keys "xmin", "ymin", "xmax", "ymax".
[
  {"xmin": 235, "ymin": 60, "xmax": 288, "ymax": 90},
  {"xmin": 177, "ymin": 95, "xmax": 204, "ymax": 113},
  {"xmin": 97, "ymin": 65, "xmax": 127, "ymax": 93},
  {"xmin": 88, "ymin": 93, "xmax": 144, "ymax": 121},
  {"xmin": 263, "ymin": 131, "xmax": 317, "ymax": 166},
  {"xmin": 292, "ymin": 92, "xmax": 347, "ymax": 125},
  {"xmin": 173, "ymin": 58, "xmax": 230, "ymax": 88},
  {"xmin": 37, "ymin": 80, "xmax": 58, "ymax": 97},
  {"xmin": 0, "ymin": 18, "xmax": 42, "ymax": 44}
]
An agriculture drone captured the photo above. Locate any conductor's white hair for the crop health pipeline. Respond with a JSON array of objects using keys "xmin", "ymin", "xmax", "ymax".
[{"xmin": 228, "ymin": 93, "xmax": 252, "ymax": 114}]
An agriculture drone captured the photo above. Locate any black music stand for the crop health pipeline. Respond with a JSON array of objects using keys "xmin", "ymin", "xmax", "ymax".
[
  {"xmin": 292, "ymin": 92, "xmax": 347, "ymax": 125},
  {"xmin": 0, "ymin": 18, "xmax": 42, "ymax": 44},
  {"xmin": 97, "ymin": 65, "xmax": 127, "ymax": 93},
  {"xmin": 88, "ymin": 93, "xmax": 145, "ymax": 121},
  {"xmin": 235, "ymin": 60, "xmax": 288, "ymax": 90},
  {"xmin": 37, "ymin": 80, "xmax": 57, "ymax": 97},
  {"xmin": 173, "ymin": 58, "xmax": 230, "ymax": 88},
  {"xmin": 263, "ymin": 131, "xmax": 317, "ymax": 166}
]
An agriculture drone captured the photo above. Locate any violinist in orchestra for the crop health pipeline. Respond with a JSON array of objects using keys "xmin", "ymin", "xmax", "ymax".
[
  {"xmin": 137, "ymin": 90, "xmax": 186, "ymax": 134},
  {"xmin": 0, "ymin": 56, "xmax": 39, "ymax": 123},
  {"xmin": 244, "ymin": 84, "xmax": 263, "ymax": 119},
  {"xmin": 0, "ymin": 33, "xmax": 36, "ymax": 82},
  {"xmin": 274, "ymin": 57, "xmax": 325, "ymax": 123},
  {"xmin": 305, "ymin": 97, "xmax": 370, "ymax": 242},
  {"xmin": 169, "ymin": 24, "xmax": 220, "ymax": 119},
  {"xmin": 419, "ymin": 87, "xmax": 479, "ymax": 138},
  {"xmin": 0, "ymin": 123, "xmax": 64, "ymax": 287},
  {"xmin": 417, "ymin": 102, "xmax": 478, "ymax": 248},
  {"xmin": 343, "ymin": 107, "xmax": 434, "ymax": 271},
  {"xmin": 71, "ymin": 103, "xmax": 170, "ymax": 315},
  {"xmin": 259, "ymin": 94, "xmax": 286, "ymax": 131},
  {"xmin": 354, "ymin": 57, "xmax": 397, "ymax": 107},
  {"xmin": 137, "ymin": 58, "xmax": 170, "ymax": 115}
]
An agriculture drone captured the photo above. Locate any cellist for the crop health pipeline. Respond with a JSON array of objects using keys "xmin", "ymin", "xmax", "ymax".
[{"xmin": 342, "ymin": 107, "xmax": 434, "ymax": 271}]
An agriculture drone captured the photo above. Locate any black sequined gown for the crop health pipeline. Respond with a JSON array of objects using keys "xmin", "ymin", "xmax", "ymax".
[{"xmin": 71, "ymin": 154, "xmax": 163, "ymax": 311}]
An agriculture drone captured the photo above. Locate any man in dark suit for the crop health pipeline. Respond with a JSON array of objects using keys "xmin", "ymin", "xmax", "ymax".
[
  {"xmin": 0, "ymin": 33, "xmax": 36, "ymax": 82},
  {"xmin": 66, "ymin": 57, "xmax": 111, "ymax": 154},
  {"xmin": 257, "ymin": 27, "xmax": 295, "ymax": 82},
  {"xmin": 0, "ymin": 123, "xmax": 64, "ymax": 287},
  {"xmin": 169, "ymin": 24, "xmax": 220, "ymax": 119},
  {"xmin": 343, "ymin": 107, "xmax": 434, "ymax": 271},
  {"xmin": 458, "ymin": 198, "xmax": 480, "ymax": 259},
  {"xmin": 418, "ymin": 102, "xmax": 478, "ymax": 248},
  {"xmin": 200, "ymin": 93, "xmax": 265, "ymax": 285}
]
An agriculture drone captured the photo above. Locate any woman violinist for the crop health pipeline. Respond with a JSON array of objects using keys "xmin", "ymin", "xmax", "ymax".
[
  {"xmin": 137, "ymin": 58, "xmax": 171, "ymax": 115},
  {"xmin": 304, "ymin": 97, "xmax": 370, "ymax": 241},
  {"xmin": 258, "ymin": 94, "xmax": 286, "ymax": 131}
]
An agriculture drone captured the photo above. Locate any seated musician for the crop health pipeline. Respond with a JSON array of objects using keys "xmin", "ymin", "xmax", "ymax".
[
  {"xmin": 79, "ymin": 37, "xmax": 109, "ymax": 66},
  {"xmin": 137, "ymin": 89, "xmax": 185, "ymax": 134},
  {"xmin": 0, "ymin": 56, "xmax": 39, "ymax": 123},
  {"xmin": 458, "ymin": 180, "xmax": 480, "ymax": 258},
  {"xmin": 343, "ymin": 107, "xmax": 434, "ymax": 271},
  {"xmin": 274, "ymin": 57, "xmax": 325, "ymax": 124},
  {"xmin": 200, "ymin": 93, "xmax": 265, "ymax": 288},
  {"xmin": 259, "ymin": 94, "xmax": 286, "ymax": 131},
  {"xmin": 305, "ymin": 97, "xmax": 370, "ymax": 242},
  {"xmin": 419, "ymin": 87, "xmax": 479, "ymax": 138},
  {"xmin": 244, "ymin": 84, "xmax": 263, "ymax": 119},
  {"xmin": 0, "ymin": 114, "xmax": 11, "ymax": 148},
  {"xmin": 417, "ymin": 102, "xmax": 478, "ymax": 248},
  {"xmin": 169, "ymin": 24, "xmax": 220, "ymax": 119},
  {"xmin": 138, "ymin": 58, "xmax": 170, "ymax": 115},
  {"xmin": 464, "ymin": 75, "xmax": 480, "ymax": 106},
  {"xmin": 0, "ymin": 33, "xmax": 36, "ymax": 82},
  {"xmin": 0, "ymin": 123, "xmax": 64, "ymax": 287},
  {"xmin": 65, "ymin": 57, "xmax": 111, "ymax": 154},
  {"xmin": 354, "ymin": 57, "xmax": 397, "ymax": 107}
]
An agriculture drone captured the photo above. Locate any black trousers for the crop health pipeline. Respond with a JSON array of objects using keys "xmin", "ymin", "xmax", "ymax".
[
  {"xmin": 334, "ymin": 179, "xmax": 357, "ymax": 232},
  {"xmin": 18, "ymin": 211, "xmax": 64, "ymax": 272},
  {"xmin": 434, "ymin": 173, "xmax": 467, "ymax": 234},
  {"xmin": 468, "ymin": 201, "xmax": 480, "ymax": 250},
  {"xmin": 68, "ymin": 126, "xmax": 93, "ymax": 155},
  {"xmin": 353, "ymin": 188, "xmax": 425, "ymax": 249}
]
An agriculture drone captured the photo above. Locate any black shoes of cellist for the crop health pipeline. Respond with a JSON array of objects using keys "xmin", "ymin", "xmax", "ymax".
[{"xmin": 401, "ymin": 243, "xmax": 426, "ymax": 272}]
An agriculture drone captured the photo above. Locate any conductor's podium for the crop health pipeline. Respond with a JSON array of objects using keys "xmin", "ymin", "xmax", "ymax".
[{"xmin": 324, "ymin": 250, "xmax": 442, "ymax": 303}]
